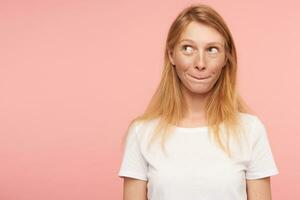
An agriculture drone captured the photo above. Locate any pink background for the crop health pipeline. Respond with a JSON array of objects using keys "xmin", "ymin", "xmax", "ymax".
[{"xmin": 0, "ymin": 0, "xmax": 299, "ymax": 199}]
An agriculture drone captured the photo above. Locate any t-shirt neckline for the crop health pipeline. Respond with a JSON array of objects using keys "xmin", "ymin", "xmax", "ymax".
[{"xmin": 171, "ymin": 124, "xmax": 208, "ymax": 132}]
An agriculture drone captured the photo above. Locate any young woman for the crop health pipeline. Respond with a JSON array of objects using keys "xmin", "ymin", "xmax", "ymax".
[{"xmin": 118, "ymin": 3, "xmax": 279, "ymax": 200}]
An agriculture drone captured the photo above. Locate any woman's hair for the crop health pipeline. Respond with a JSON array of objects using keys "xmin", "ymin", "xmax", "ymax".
[{"xmin": 123, "ymin": 3, "xmax": 253, "ymax": 158}]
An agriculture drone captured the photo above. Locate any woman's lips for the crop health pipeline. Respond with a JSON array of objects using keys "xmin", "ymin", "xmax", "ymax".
[{"xmin": 187, "ymin": 74, "xmax": 210, "ymax": 81}]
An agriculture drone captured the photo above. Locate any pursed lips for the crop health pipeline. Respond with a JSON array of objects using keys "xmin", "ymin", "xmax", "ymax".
[{"xmin": 187, "ymin": 74, "xmax": 210, "ymax": 80}]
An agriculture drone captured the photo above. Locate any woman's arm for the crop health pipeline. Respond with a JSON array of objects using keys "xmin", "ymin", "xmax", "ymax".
[
  {"xmin": 123, "ymin": 177, "xmax": 148, "ymax": 200},
  {"xmin": 246, "ymin": 177, "xmax": 272, "ymax": 200}
]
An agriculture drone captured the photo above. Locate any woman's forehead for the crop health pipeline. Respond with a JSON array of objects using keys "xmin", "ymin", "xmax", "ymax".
[
  {"xmin": 178, "ymin": 38, "xmax": 224, "ymax": 47},
  {"xmin": 179, "ymin": 21, "xmax": 225, "ymax": 45}
]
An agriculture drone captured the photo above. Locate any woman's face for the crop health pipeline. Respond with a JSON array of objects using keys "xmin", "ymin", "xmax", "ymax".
[{"xmin": 168, "ymin": 21, "xmax": 227, "ymax": 95}]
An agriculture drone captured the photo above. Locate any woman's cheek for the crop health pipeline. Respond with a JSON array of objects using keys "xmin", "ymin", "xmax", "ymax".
[
  {"xmin": 209, "ymin": 60, "xmax": 224, "ymax": 73},
  {"xmin": 210, "ymin": 67, "xmax": 222, "ymax": 77},
  {"xmin": 176, "ymin": 57, "xmax": 194, "ymax": 70},
  {"xmin": 174, "ymin": 62, "xmax": 188, "ymax": 71}
]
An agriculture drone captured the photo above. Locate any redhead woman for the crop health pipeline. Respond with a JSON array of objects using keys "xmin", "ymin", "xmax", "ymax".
[{"xmin": 118, "ymin": 3, "xmax": 279, "ymax": 200}]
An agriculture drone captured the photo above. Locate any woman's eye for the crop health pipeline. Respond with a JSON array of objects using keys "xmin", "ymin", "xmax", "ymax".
[
  {"xmin": 208, "ymin": 47, "xmax": 219, "ymax": 54},
  {"xmin": 182, "ymin": 45, "xmax": 194, "ymax": 53}
]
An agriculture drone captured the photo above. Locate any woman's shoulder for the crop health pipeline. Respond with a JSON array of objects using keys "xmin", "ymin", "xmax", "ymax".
[
  {"xmin": 238, "ymin": 112, "xmax": 256, "ymax": 119},
  {"xmin": 238, "ymin": 112, "xmax": 263, "ymax": 125},
  {"xmin": 237, "ymin": 112, "xmax": 268, "ymax": 140},
  {"xmin": 127, "ymin": 117, "xmax": 161, "ymax": 138},
  {"xmin": 130, "ymin": 117, "xmax": 160, "ymax": 129}
]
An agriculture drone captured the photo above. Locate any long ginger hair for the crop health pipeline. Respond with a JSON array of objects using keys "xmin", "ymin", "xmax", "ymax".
[{"xmin": 123, "ymin": 3, "xmax": 253, "ymax": 158}]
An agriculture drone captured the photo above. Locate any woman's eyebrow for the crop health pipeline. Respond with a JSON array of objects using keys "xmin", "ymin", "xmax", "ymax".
[{"xmin": 179, "ymin": 39, "xmax": 224, "ymax": 46}]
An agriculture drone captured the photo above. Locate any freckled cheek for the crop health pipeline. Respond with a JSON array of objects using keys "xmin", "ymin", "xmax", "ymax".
[
  {"xmin": 209, "ymin": 63, "xmax": 221, "ymax": 72},
  {"xmin": 207, "ymin": 60, "xmax": 224, "ymax": 75},
  {"xmin": 174, "ymin": 56, "xmax": 194, "ymax": 70}
]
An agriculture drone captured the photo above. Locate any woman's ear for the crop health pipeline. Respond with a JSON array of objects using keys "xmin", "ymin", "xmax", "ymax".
[{"xmin": 167, "ymin": 48, "xmax": 175, "ymax": 66}]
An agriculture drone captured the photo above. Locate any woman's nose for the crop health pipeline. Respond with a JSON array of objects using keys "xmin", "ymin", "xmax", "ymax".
[{"xmin": 194, "ymin": 50, "xmax": 206, "ymax": 70}]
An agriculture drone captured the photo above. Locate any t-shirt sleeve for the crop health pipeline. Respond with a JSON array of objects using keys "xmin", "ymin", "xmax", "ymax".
[
  {"xmin": 118, "ymin": 122, "xmax": 148, "ymax": 181},
  {"xmin": 245, "ymin": 116, "xmax": 279, "ymax": 180}
]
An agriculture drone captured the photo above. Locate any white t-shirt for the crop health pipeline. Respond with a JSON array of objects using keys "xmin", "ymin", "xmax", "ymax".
[{"xmin": 118, "ymin": 113, "xmax": 279, "ymax": 200}]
